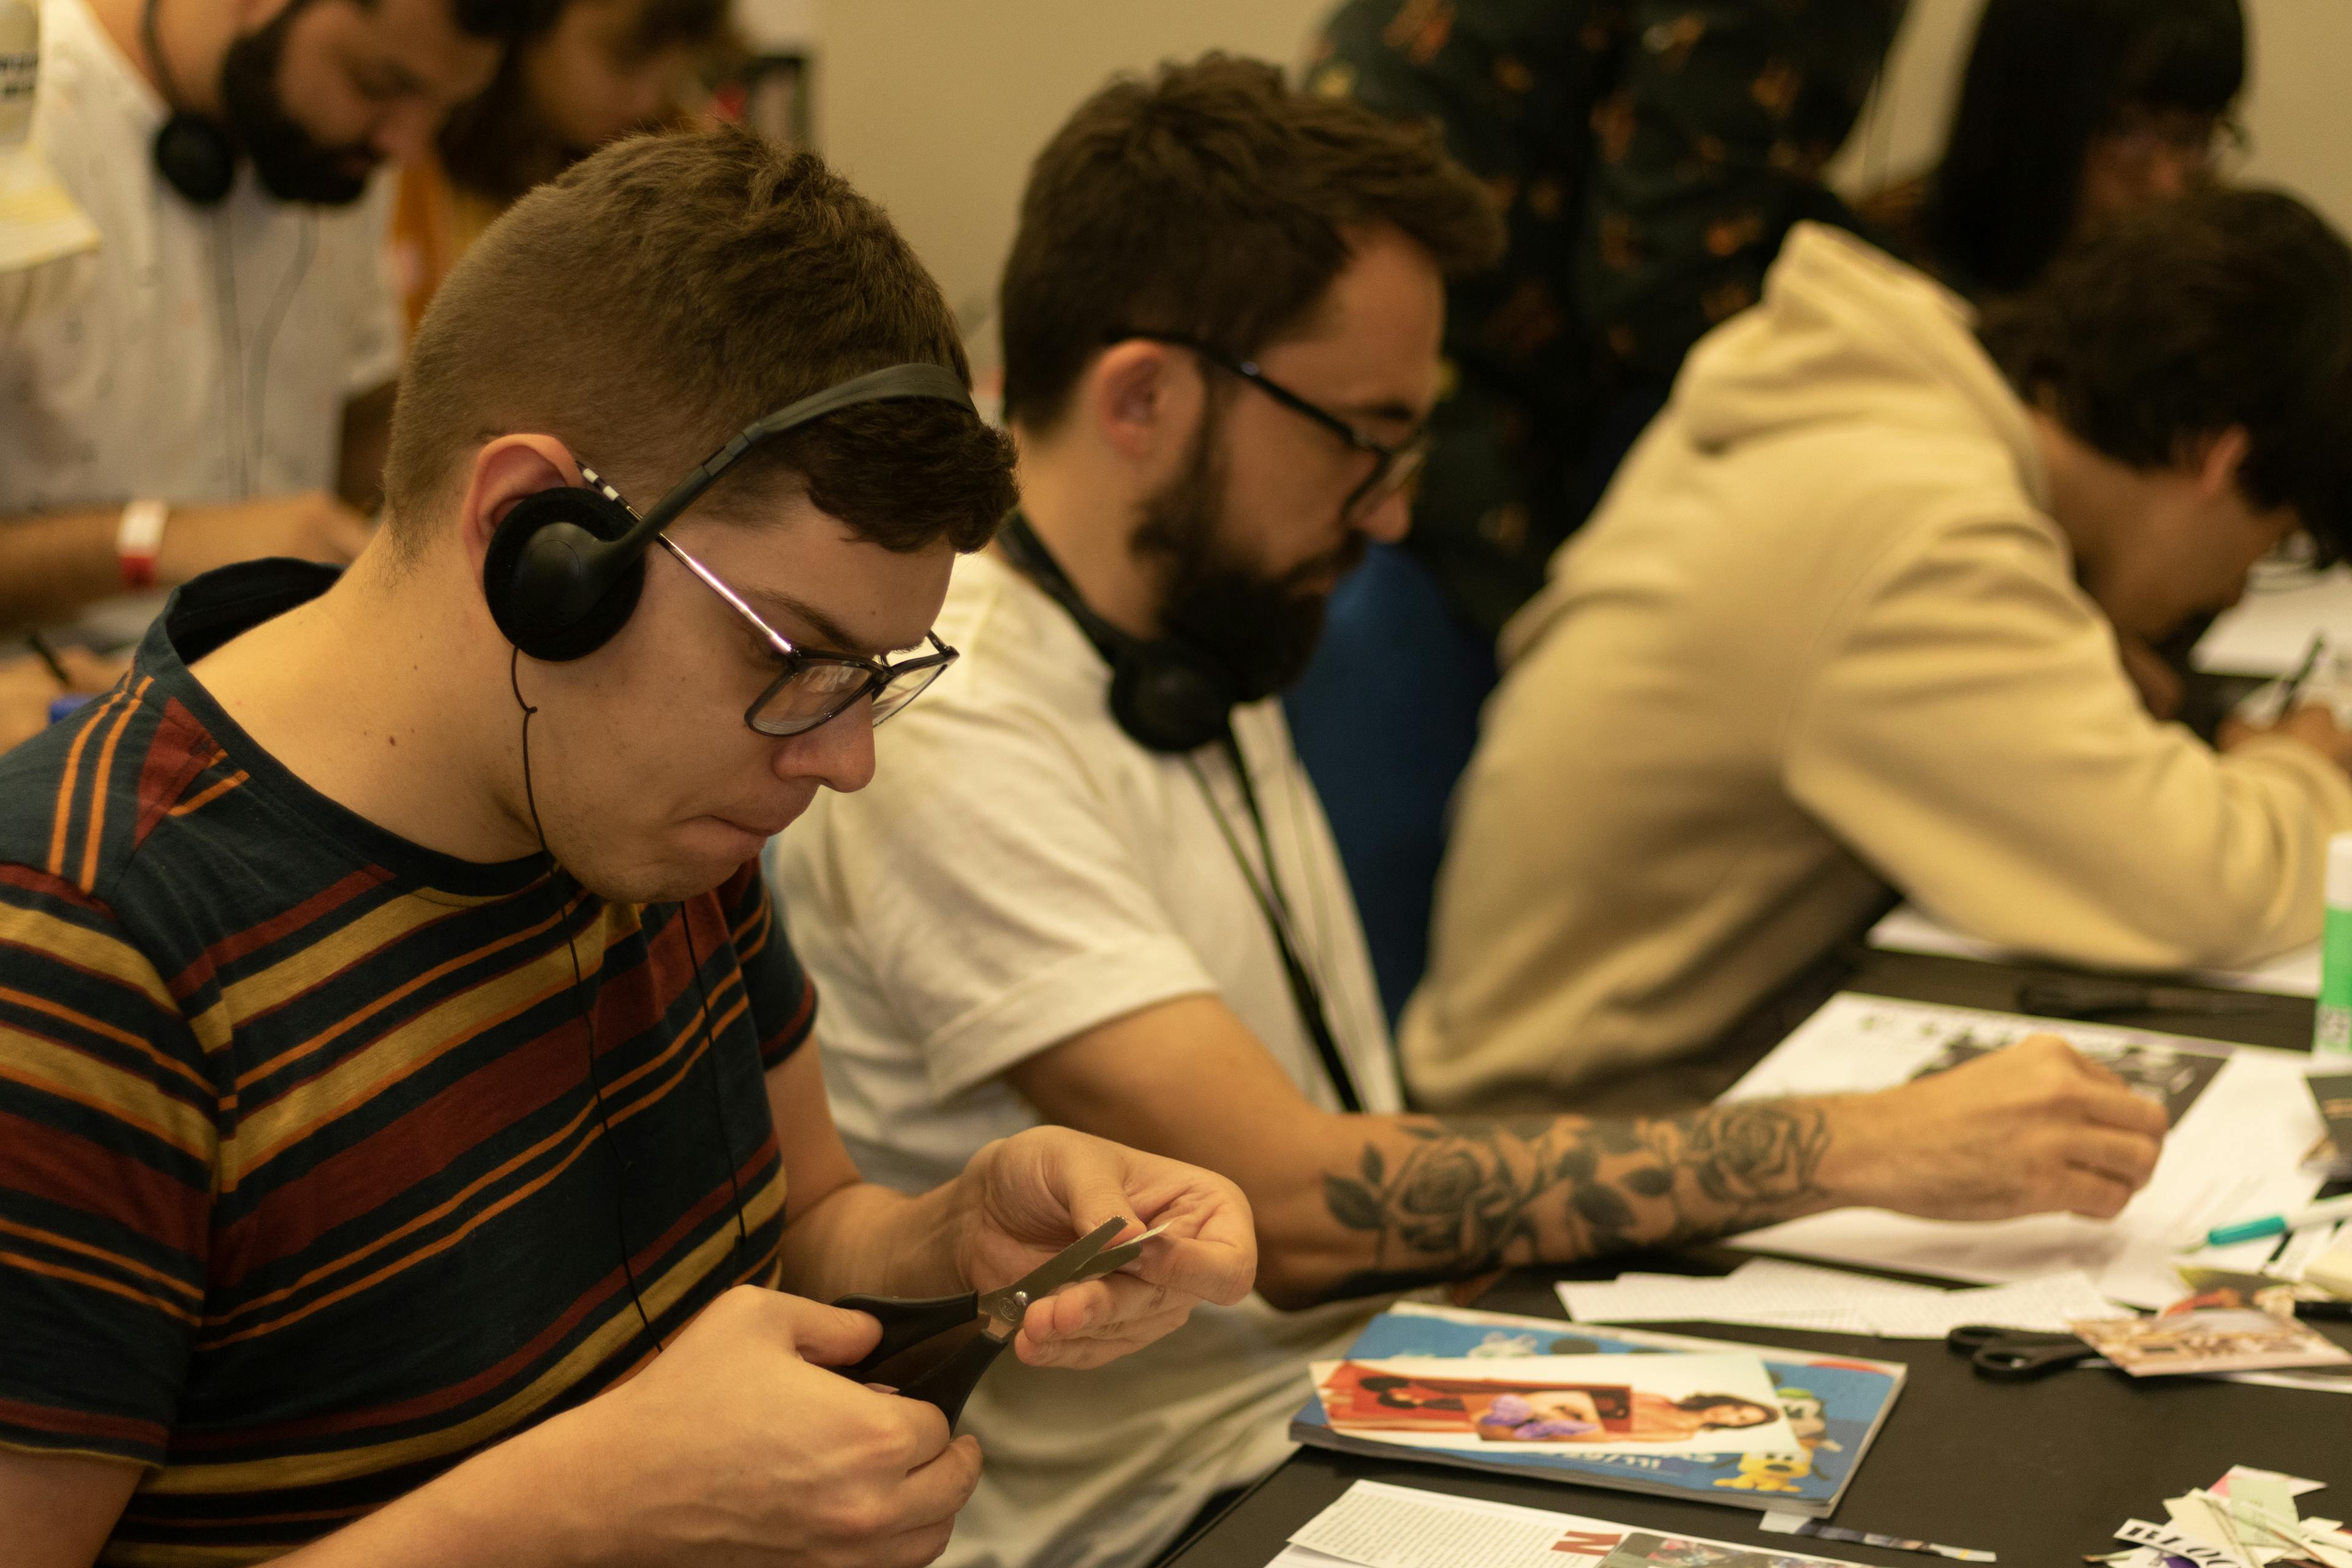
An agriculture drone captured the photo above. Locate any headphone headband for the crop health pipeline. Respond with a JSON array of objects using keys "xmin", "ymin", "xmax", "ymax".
[
  {"xmin": 621, "ymin": 362, "xmax": 976, "ymax": 556},
  {"xmin": 484, "ymin": 362, "xmax": 979, "ymax": 662}
]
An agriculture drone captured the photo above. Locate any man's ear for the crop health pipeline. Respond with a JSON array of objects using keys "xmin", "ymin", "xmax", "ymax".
[
  {"xmin": 458, "ymin": 435, "xmax": 584, "ymax": 578},
  {"xmin": 2189, "ymin": 426, "xmax": 2252, "ymax": 500},
  {"xmin": 1087, "ymin": 340, "xmax": 1205, "ymax": 466}
]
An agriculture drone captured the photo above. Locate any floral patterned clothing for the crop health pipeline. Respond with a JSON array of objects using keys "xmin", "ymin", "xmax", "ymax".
[{"xmin": 1308, "ymin": 0, "xmax": 1903, "ymax": 633}]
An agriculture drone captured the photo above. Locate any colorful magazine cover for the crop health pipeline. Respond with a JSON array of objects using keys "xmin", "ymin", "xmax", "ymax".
[
  {"xmin": 1289, "ymin": 1302, "xmax": 1906, "ymax": 1519},
  {"xmin": 1308, "ymin": 1353, "xmax": 1803, "ymax": 1457}
]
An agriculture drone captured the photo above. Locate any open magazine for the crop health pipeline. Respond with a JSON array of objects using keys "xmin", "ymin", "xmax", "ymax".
[{"xmin": 1289, "ymin": 1302, "xmax": 1904, "ymax": 1520}]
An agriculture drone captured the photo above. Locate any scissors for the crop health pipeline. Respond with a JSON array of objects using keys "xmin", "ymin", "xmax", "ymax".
[
  {"xmin": 834, "ymin": 1217, "xmax": 1163, "ymax": 1425},
  {"xmin": 1945, "ymin": 1324, "xmax": 2105, "ymax": 1381}
]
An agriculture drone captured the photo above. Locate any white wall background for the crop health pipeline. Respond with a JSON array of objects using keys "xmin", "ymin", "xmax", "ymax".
[{"xmin": 790, "ymin": 0, "xmax": 2352, "ymax": 330}]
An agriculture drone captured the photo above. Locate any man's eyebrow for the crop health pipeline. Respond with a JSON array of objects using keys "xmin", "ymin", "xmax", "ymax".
[{"xmin": 741, "ymin": 588, "xmax": 912, "ymax": 659}]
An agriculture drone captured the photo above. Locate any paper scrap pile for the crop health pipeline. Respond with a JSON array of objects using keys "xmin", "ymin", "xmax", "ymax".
[
  {"xmin": 2095, "ymin": 1466, "xmax": 2351, "ymax": 1567},
  {"xmin": 1556, "ymin": 1259, "xmax": 2116, "ymax": 1338}
]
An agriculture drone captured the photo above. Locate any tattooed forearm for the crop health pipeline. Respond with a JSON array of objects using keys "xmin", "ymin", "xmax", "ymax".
[{"xmin": 1321, "ymin": 1102, "xmax": 1831, "ymax": 1297}]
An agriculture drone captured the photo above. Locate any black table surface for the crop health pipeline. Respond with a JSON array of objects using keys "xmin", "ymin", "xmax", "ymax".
[{"xmin": 1168, "ymin": 946, "xmax": 2352, "ymax": 1567}]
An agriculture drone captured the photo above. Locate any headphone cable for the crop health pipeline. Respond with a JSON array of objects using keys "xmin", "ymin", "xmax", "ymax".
[{"xmin": 512, "ymin": 649, "xmax": 657, "ymax": 1348}]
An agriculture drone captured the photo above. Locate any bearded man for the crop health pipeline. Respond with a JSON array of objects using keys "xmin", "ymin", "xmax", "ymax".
[
  {"xmin": 769, "ymin": 56, "xmax": 2175, "ymax": 1568},
  {"xmin": 0, "ymin": 0, "xmax": 524, "ymax": 649}
]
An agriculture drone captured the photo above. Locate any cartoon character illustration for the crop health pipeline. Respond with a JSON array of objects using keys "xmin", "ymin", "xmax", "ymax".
[
  {"xmin": 1710, "ymin": 1447, "xmax": 1816, "ymax": 1494},
  {"xmin": 1774, "ymin": 1387, "xmax": 1842, "ymax": 1455}
]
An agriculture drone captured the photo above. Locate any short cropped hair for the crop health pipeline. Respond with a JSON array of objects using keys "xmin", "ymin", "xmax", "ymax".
[
  {"xmin": 1979, "ymin": 186, "xmax": 2352, "ymax": 560},
  {"xmin": 998, "ymin": 54, "xmax": 1504, "ymax": 431},
  {"xmin": 384, "ymin": 124, "xmax": 1016, "ymax": 556}
]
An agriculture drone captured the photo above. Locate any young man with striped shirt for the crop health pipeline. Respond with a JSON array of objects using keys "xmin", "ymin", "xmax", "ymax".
[{"xmin": 0, "ymin": 125, "xmax": 1255, "ymax": 1568}]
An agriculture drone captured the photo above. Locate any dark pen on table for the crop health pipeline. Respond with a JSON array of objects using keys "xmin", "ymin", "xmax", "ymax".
[
  {"xmin": 2276, "ymin": 633, "xmax": 2328, "ymax": 715},
  {"xmin": 2015, "ymin": 975, "xmax": 2271, "ymax": 1022}
]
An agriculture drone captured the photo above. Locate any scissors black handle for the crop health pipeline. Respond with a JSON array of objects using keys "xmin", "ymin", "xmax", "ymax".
[
  {"xmin": 834, "ymin": 1292, "xmax": 1011, "ymax": 1428},
  {"xmin": 837, "ymin": 1292, "xmax": 978, "ymax": 1378},
  {"xmin": 1945, "ymin": 1324, "xmax": 2100, "ymax": 1381}
]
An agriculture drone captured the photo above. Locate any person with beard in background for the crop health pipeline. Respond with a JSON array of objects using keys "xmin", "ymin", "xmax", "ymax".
[
  {"xmin": 0, "ymin": 0, "xmax": 519, "ymax": 682},
  {"xmin": 393, "ymin": 0, "xmax": 733, "ymax": 333},
  {"xmin": 767, "ymin": 58, "xmax": 2176, "ymax": 1568}
]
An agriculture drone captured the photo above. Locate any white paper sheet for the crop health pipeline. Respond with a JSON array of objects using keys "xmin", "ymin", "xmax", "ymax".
[
  {"xmin": 2269, "ymin": 1218, "xmax": 2350, "ymax": 1283},
  {"xmin": 1278, "ymin": 1480, "xmax": 1864, "ymax": 1568},
  {"xmin": 1849, "ymin": 1272, "xmax": 2117, "ymax": 1337},
  {"xmin": 1287, "ymin": 1482, "xmax": 1610, "ymax": 1568},
  {"xmin": 2193, "ymin": 565, "xmax": 2352, "ymax": 676},
  {"xmin": 1867, "ymin": 904, "xmax": 2321, "ymax": 999},
  {"xmin": 1557, "ymin": 1257, "xmax": 2116, "ymax": 1337},
  {"xmin": 1722, "ymin": 996, "xmax": 2326, "ymax": 1308}
]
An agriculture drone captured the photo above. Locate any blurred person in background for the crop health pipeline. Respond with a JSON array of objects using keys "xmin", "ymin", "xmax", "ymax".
[
  {"xmin": 0, "ymin": 0, "xmax": 524, "ymax": 730},
  {"xmin": 1289, "ymin": 0, "xmax": 1902, "ymax": 1020},
  {"xmin": 1859, "ymin": 0, "xmax": 2247, "ymax": 300},
  {"xmin": 394, "ymin": 0, "xmax": 731, "ymax": 330},
  {"xmin": 1860, "ymin": 0, "xmax": 2248, "ymax": 721},
  {"xmin": 1413, "ymin": 189, "xmax": 2352, "ymax": 1118}
]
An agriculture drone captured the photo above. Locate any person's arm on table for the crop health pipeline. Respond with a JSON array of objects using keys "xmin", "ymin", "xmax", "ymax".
[
  {"xmin": 1787, "ymin": 513, "xmax": 2352, "ymax": 969},
  {"xmin": 0, "ymin": 497, "xmax": 373, "ymax": 632},
  {"xmin": 1008, "ymin": 995, "xmax": 2166, "ymax": 1308},
  {"xmin": 763, "ymin": 1042, "xmax": 1257, "ymax": 1366}
]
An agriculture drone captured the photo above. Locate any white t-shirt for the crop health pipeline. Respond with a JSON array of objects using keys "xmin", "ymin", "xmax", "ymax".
[
  {"xmin": 0, "ymin": 0, "xmax": 401, "ymax": 516},
  {"xmin": 769, "ymin": 549, "xmax": 1403, "ymax": 1568}
]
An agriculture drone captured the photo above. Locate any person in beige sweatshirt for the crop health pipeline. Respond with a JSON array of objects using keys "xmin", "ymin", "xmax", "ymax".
[{"xmin": 1408, "ymin": 186, "xmax": 2352, "ymax": 1114}]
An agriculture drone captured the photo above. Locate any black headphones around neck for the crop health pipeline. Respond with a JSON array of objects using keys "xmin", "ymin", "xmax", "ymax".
[
  {"xmin": 482, "ymin": 363, "xmax": 978, "ymax": 663},
  {"xmin": 995, "ymin": 511, "xmax": 1241, "ymax": 753},
  {"xmin": 143, "ymin": 0, "xmax": 239, "ymax": 206}
]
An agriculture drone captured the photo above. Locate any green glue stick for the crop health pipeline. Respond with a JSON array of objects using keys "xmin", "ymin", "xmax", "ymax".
[{"xmin": 2318, "ymin": 832, "xmax": 2352, "ymax": 1057}]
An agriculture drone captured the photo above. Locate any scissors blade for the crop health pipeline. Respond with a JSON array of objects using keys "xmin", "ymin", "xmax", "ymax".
[
  {"xmin": 984, "ymin": 1217, "xmax": 1157, "ymax": 1316},
  {"xmin": 1062, "ymin": 1223, "xmax": 1169, "ymax": 1287}
]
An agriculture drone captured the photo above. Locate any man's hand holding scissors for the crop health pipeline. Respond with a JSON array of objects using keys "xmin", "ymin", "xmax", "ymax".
[{"xmin": 943, "ymin": 1126, "xmax": 1258, "ymax": 1370}]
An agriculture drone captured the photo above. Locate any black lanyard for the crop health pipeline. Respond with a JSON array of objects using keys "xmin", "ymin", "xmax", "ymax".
[{"xmin": 1186, "ymin": 733, "xmax": 1365, "ymax": 1114}]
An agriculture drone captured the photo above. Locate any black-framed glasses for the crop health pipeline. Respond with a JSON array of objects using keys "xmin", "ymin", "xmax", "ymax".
[
  {"xmin": 1112, "ymin": 331, "xmax": 1430, "ymax": 523},
  {"xmin": 655, "ymin": 533, "xmax": 959, "ymax": 737}
]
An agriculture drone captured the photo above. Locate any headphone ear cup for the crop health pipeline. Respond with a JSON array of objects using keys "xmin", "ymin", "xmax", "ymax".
[
  {"xmin": 483, "ymin": 486, "xmax": 647, "ymax": 662},
  {"xmin": 152, "ymin": 114, "xmax": 238, "ymax": 206},
  {"xmin": 1109, "ymin": 643, "xmax": 1242, "ymax": 753}
]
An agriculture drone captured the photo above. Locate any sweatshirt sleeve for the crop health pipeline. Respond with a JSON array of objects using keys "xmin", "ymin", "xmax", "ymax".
[{"xmin": 1783, "ymin": 511, "xmax": 2352, "ymax": 970}]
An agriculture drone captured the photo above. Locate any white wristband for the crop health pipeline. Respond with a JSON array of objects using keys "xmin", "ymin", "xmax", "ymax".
[{"xmin": 116, "ymin": 499, "xmax": 167, "ymax": 589}]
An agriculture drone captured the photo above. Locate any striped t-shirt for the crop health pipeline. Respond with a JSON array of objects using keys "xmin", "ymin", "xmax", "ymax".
[{"xmin": 0, "ymin": 562, "xmax": 814, "ymax": 1566}]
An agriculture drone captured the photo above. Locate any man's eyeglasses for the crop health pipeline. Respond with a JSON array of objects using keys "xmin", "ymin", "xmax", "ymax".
[
  {"xmin": 655, "ymin": 533, "xmax": 958, "ymax": 737},
  {"xmin": 1112, "ymin": 331, "xmax": 1430, "ymax": 524}
]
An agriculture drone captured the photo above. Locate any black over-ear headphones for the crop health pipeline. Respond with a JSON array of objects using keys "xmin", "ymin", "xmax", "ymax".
[
  {"xmin": 143, "ymin": 0, "xmax": 239, "ymax": 206},
  {"xmin": 995, "ymin": 511, "xmax": 1240, "ymax": 753},
  {"xmin": 483, "ymin": 363, "xmax": 977, "ymax": 663}
]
